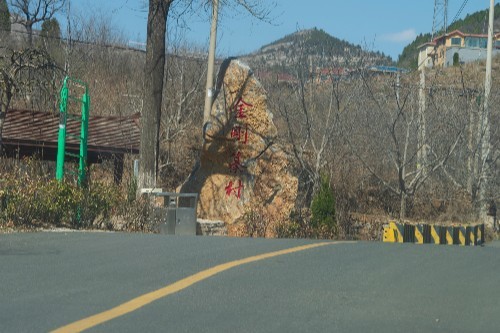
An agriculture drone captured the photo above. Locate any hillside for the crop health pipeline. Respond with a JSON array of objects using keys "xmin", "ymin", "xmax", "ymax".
[
  {"xmin": 398, "ymin": 4, "xmax": 500, "ymax": 69},
  {"xmin": 240, "ymin": 28, "xmax": 393, "ymax": 74}
]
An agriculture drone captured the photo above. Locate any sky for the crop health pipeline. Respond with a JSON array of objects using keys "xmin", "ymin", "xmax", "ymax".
[{"xmin": 65, "ymin": 0, "xmax": 497, "ymax": 61}]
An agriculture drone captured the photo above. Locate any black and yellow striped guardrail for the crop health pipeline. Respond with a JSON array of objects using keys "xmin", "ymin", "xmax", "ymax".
[{"xmin": 383, "ymin": 222, "xmax": 485, "ymax": 246}]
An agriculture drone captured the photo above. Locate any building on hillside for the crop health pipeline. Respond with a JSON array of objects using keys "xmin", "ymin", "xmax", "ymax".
[
  {"xmin": 312, "ymin": 67, "xmax": 350, "ymax": 83},
  {"xmin": 254, "ymin": 70, "xmax": 298, "ymax": 85},
  {"xmin": 368, "ymin": 66, "xmax": 408, "ymax": 75},
  {"xmin": 418, "ymin": 29, "xmax": 500, "ymax": 70}
]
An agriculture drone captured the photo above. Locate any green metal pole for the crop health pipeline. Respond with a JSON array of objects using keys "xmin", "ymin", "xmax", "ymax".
[
  {"xmin": 56, "ymin": 78, "xmax": 69, "ymax": 181},
  {"xmin": 78, "ymin": 90, "xmax": 89, "ymax": 187}
]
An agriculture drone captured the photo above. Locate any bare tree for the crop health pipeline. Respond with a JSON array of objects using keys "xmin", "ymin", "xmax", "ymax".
[
  {"xmin": 263, "ymin": 30, "xmax": 365, "ymax": 207},
  {"xmin": 8, "ymin": 0, "xmax": 66, "ymax": 46},
  {"xmin": 158, "ymin": 44, "xmax": 206, "ymax": 189},
  {"xmin": 0, "ymin": 47, "xmax": 59, "ymax": 149},
  {"xmin": 345, "ymin": 71, "xmax": 464, "ymax": 220},
  {"xmin": 64, "ymin": 13, "xmax": 140, "ymax": 117},
  {"xmin": 437, "ymin": 65, "xmax": 500, "ymax": 221}
]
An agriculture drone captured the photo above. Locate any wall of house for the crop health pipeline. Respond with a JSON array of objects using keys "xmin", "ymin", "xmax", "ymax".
[
  {"xmin": 444, "ymin": 47, "xmax": 500, "ymax": 67},
  {"xmin": 418, "ymin": 46, "xmax": 434, "ymax": 70},
  {"xmin": 435, "ymin": 43, "xmax": 447, "ymax": 67}
]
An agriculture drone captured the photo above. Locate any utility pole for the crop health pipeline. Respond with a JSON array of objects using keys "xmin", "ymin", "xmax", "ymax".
[
  {"xmin": 203, "ymin": 0, "xmax": 219, "ymax": 125},
  {"xmin": 479, "ymin": 0, "xmax": 494, "ymax": 223}
]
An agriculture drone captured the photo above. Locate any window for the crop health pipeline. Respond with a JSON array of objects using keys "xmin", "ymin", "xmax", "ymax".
[
  {"xmin": 465, "ymin": 37, "xmax": 478, "ymax": 48},
  {"xmin": 451, "ymin": 37, "xmax": 462, "ymax": 46},
  {"xmin": 479, "ymin": 38, "xmax": 488, "ymax": 49},
  {"xmin": 464, "ymin": 37, "xmax": 488, "ymax": 48}
]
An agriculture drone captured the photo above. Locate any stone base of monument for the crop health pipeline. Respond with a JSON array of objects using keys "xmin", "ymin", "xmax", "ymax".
[{"xmin": 196, "ymin": 219, "xmax": 227, "ymax": 236}]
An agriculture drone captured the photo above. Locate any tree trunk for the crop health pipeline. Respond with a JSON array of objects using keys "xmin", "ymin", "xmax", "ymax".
[
  {"xmin": 399, "ymin": 191, "xmax": 407, "ymax": 220},
  {"xmin": 26, "ymin": 24, "xmax": 33, "ymax": 47},
  {"xmin": 138, "ymin": 0, "xmax": 173, "ymax": 191},
  {"xmin": 0, "ymin": 110, "xmax": 5, "ymax": 152},
  {"xmin": 0, "ymin": 87, "xmax": 12, "ymax": 154},
  {"xmin": 467, "ymin": 100, "xmax": 475, "ymax": 196},
  {"xmin": 417, "ymin": 68, "xmax": 427, "ymax": 175}
]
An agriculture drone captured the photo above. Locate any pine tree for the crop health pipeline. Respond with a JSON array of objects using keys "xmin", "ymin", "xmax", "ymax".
[
  {"xmin": 41, "ymin": 18, "xmax": 61, "ymax": 39},
  {"xmin": 311, "ymin": 175, "xmax": 336, "ymax": 229},
  {"xmin": 0, "ymin": 0, "xmax": 10, "ymax": 33}
]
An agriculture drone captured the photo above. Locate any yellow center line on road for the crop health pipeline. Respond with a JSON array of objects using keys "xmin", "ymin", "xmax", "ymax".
[{"xmin": 52, "ymin": 241, "xmax": 342, "ymax": 333}]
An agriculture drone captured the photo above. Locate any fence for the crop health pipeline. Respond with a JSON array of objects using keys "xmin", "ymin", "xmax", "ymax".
[{"xmin": 383, "ymin": 221, "xmax": 485, "ymax": 246}]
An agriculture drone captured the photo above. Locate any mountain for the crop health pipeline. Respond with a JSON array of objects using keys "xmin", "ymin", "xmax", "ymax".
[
  {"xmin": 398, "ymin": 4, "xmax": 500, "ymax": 69},
  {"xmin": 240, "ymin": 28, "xmax": 393, "ymax": 74}
]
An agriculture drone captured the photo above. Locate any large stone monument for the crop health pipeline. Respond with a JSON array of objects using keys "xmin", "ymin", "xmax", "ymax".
[{"xmin": 180, "ymin": 59, "xmax": 297, "ymax": 236}]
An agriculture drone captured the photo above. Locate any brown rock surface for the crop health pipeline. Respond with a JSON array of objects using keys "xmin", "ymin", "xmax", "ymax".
[{"xmin": 180, "ymin": 59, "xmax": 297, "ymax": 236}]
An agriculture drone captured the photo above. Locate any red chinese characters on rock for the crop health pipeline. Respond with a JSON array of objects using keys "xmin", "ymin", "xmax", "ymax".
[
  {"xmin": 225, "ymin": 180, "xmax": 243, "ymax": 199},
  {"xmin": 230, "ymin": 125, "xmax": 248, "ymax": 144},
  {"xmin": 225, "ymin": 98, "xmax": 253, "ymax": 200},
  {"xmin": 229, "ymin": 151, "xmax": 243, "ymax": 173},
  {"xmin": 234, "ymin": 98, "xmax": 253, "ymax": 119}
]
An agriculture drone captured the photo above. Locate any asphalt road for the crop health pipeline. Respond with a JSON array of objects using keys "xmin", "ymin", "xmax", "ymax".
[{"xmin": 1, "ymin": 232, "xmax": 499, "ymax": 332}]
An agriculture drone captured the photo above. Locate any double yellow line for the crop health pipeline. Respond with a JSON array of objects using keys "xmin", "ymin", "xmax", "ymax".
[{"xmin": 52, "ymin": 241, "xmax": 337, "ymax": 332}]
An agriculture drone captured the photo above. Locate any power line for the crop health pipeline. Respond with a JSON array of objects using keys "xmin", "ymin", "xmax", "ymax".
[
  {"xmin": 0, "ymin": 27, "xmax": 210, "ymax": 63},
  {"xmin": 450, "ymin": 0, "xmax": 469, "ymax": 27}
]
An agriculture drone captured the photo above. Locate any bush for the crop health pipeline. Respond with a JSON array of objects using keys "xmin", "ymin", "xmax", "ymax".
[
  {"xmin": 242, "ymin": 208, "xmax": 270, "ymax": 237},
  {"xmin": 311, "ymin": 175, "xmax": 337, "ymax": 230},
  {"xmin": 0, "ymin": 178, "xmax": 81, "ymax": 227},
  {"xmin": 274, "ymin": 208, "xmax": 337, "ymax": 239},
  {"xmin": 78, "ymin": 182, "xmax": 121, "ymax": 228},
  {"xmin": 272, "ymin": 176, "xmax": 339, "ymax": 239},
  {"xmin": 116, "ymin": 196, "xmax": 156, "ymax": 232},
  {"xmin": 0, "ymin": 173, "xmax": 121, "ymax": 229},
  {"xmin": 274, "ymin": 209, "xmax": 313, "ymax": 238}
]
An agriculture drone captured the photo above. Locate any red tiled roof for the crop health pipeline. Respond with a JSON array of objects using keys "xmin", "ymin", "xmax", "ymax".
[
  {"xmin": 2, "ymin": 109, "xmax": 140, "ymax": 155},
  {"xmin": 433, "ymin": 29, "xmax": 499, "ymax": 43}
]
